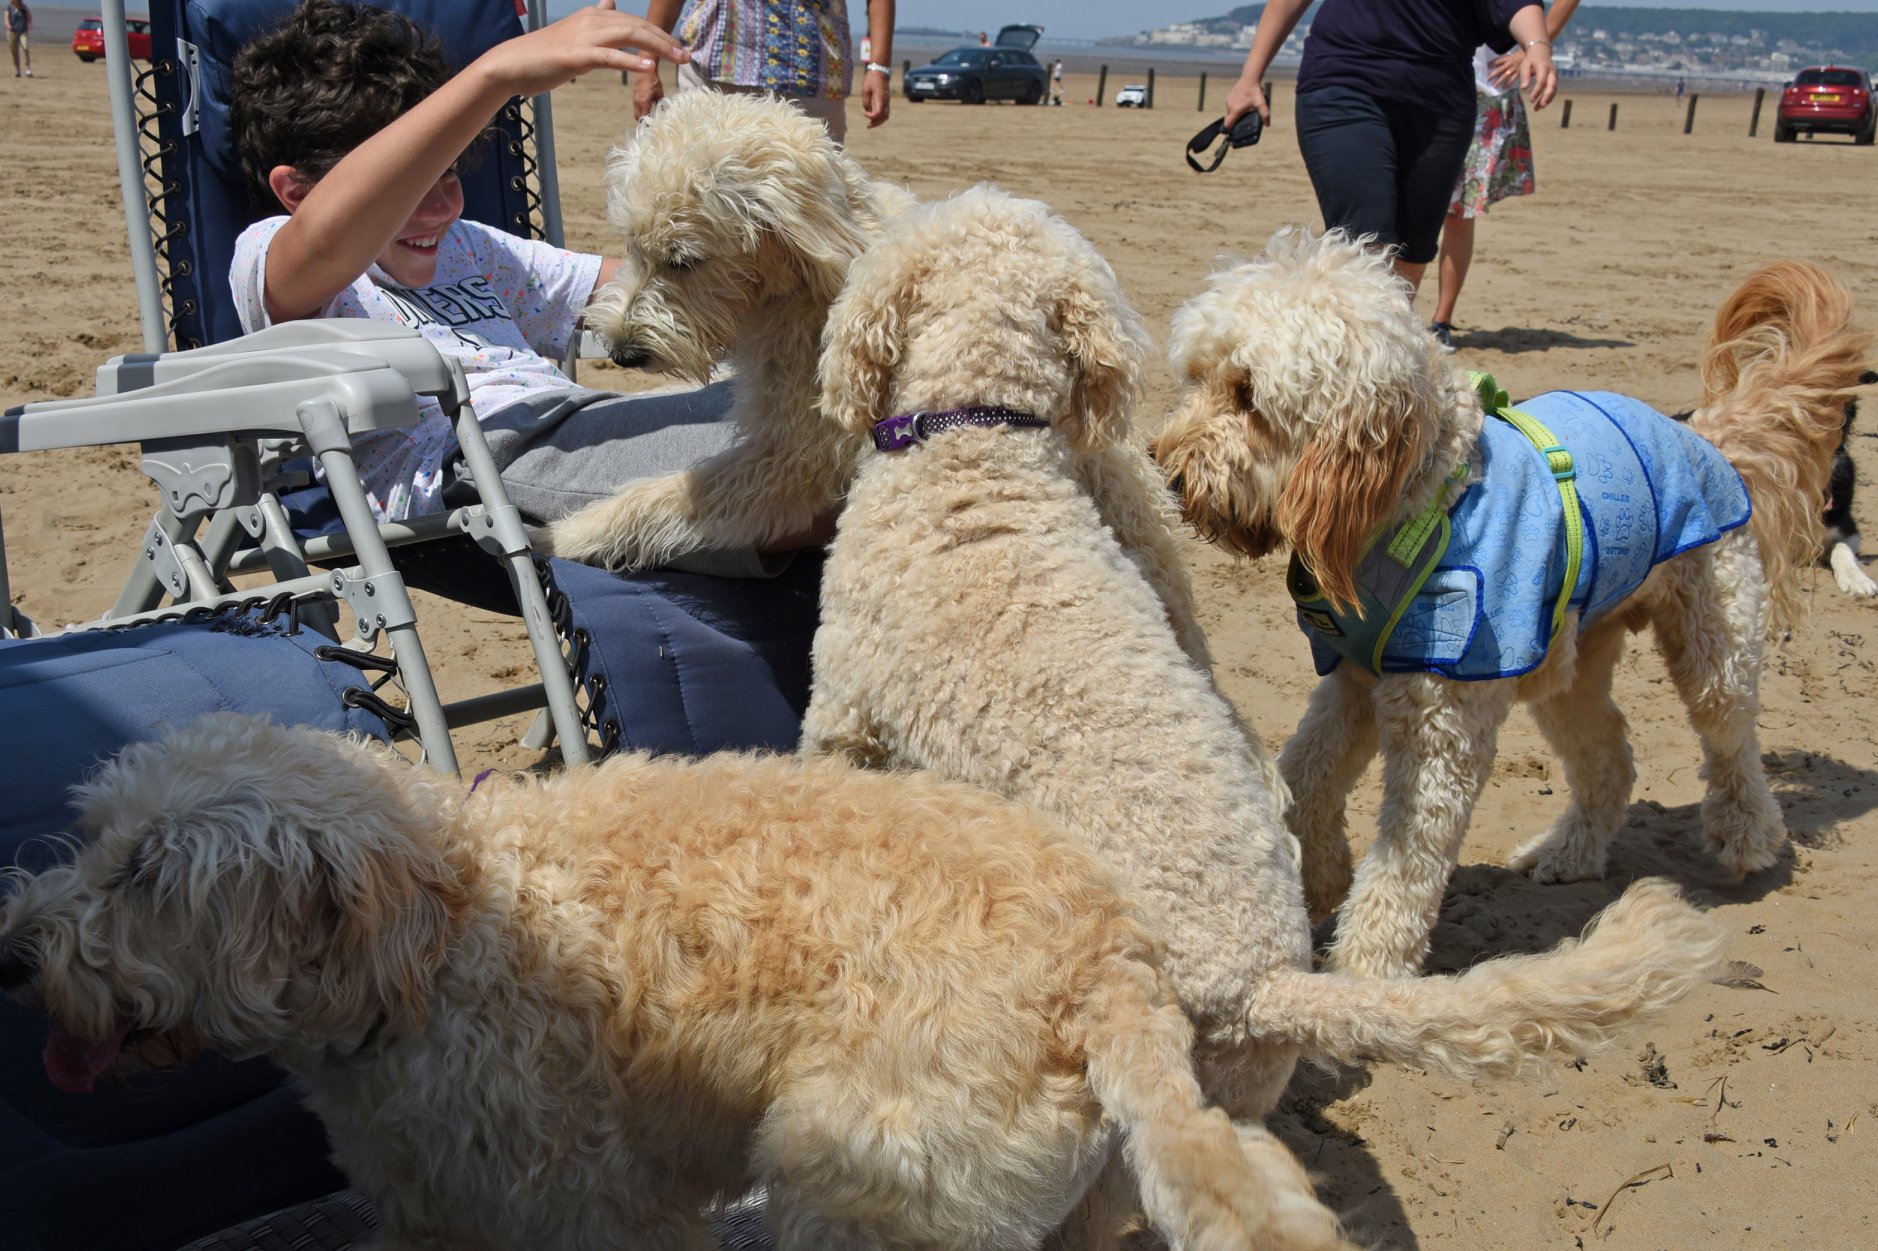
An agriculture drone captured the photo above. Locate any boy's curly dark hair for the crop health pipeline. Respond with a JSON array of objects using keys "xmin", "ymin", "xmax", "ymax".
[{"xmin": 229, "ymin": 0, "xmax": 457, "ymax": 207}]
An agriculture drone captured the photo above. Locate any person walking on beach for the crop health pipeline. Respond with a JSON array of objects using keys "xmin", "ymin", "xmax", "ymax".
[
  {"xmin": 1051, "ymin": 57, "xmax": 1063, "ymax": 106},
  {"xmin": 6, "ymin": 0, "xmax": 31, "ymax": 79},
  {"xmin": 1222, "ymin": 0, "xmax": 1558, "ymax": 297},
  {"xmin": 631, "ymin": 0, "xmax": 895, "ymax": 143},
  {"xmin": 1428, "ymin": 0, "xmax": 1579, "ymax": 348}
]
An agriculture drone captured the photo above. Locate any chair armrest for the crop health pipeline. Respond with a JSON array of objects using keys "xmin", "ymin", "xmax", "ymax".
[
  {"xmin": 2, "ymin": 355, "xmax": 421, "ymax": 453},
  {"xmin": 96, "ymin": 320, "xmax": 470, "ymax": 412}
]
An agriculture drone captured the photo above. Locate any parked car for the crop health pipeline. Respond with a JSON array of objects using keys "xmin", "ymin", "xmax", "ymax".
[
  {"xmin": 1775, "ymin": 66, "xmax": 1875, "ymax": 145},
  {"xmin": 904, "ymin": 24, "xmax": 1047, "ymax": 105},
  {"xmin": 1114, "ymin": 83, "xmax": 1149, "ymax": 107},
  {"xmin": 72, "ymin": 15, "xmax": 154, "ymax": 62}
]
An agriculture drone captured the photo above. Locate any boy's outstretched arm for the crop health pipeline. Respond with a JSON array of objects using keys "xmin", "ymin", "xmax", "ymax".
[{"xmin": 261, "ymin": 2, "xmax": 686, "ymax": 324}]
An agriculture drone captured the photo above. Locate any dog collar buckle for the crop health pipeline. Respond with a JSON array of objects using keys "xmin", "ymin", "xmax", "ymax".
[{"xmin": 873, "ymin": 411, "xmax": 927, "ymax": 452}]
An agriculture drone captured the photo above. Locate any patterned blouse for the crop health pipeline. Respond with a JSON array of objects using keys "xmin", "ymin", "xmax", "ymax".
[{"xmin": 676, "ymin": 0, "xmax": 854, "ymax": 100}]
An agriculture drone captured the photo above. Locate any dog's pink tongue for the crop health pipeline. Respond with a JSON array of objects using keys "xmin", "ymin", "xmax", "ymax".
[{"xmin": 43, "ymin": 1021, "xmax": 130, "ymax": 1094}]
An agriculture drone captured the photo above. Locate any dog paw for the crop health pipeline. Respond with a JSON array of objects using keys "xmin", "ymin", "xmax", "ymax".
[
  {"xmin": 1831, "ymin": 554, "xmax": 1878, "ymax": 598},
  {"xmin": 1710, "ymin": 830, "xmax": 1786, "ymax": 881},
  {"xmin": 1506, "ymin": 829, "xmax": 1610, "ymax": 884}
]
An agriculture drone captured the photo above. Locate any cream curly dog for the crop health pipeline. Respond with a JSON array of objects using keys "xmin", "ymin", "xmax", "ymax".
[
  {"xmin": 1152, "ymin": 227, "xmax": 1870, "ymax": 979},
  {"xmin": 807, "ymin": 187, "xmax": 1728, "ymax": 1247},
  {"xmin": 548, "ymin": 91, "xmax": 1212, "ymax": 665},
  {"xmin": 0, "ymin": 714, "xmax": 1317, "ymax": 1251}
]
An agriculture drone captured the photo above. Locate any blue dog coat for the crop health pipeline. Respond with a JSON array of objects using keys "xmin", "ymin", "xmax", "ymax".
[{"xmin": 1296, "ymin": 390, "xmax": 1752, "ymax": 681}]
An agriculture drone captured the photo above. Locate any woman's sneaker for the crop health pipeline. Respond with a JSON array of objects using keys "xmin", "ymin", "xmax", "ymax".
[{"xmin": 1429, "ymin": 321, "xmax": 1456, "ymax": 352}]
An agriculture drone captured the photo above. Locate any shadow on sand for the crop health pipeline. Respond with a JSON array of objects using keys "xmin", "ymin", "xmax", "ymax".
[
  {"xmin": 1279, "ymin": 749, "xmax": 1876, "ymax": 1248},
  {"xmin": 1452, "ymin": 325, "xmax": 1635, "ymax": 354}
]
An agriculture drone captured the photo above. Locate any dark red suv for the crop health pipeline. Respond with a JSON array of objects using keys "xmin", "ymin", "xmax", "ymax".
[{"xmin": 1775, "ymin": 66, "xmax": 1875, "ymax": 145}]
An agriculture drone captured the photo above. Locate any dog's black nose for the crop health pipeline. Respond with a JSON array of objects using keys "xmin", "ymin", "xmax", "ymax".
[
  {"xmin": 0, "ymin": 939, "xmax": 32, "ymax": 994},
  {"xmin": 609, "ymin": 342, "xmax": 653, "ymax": 369}
]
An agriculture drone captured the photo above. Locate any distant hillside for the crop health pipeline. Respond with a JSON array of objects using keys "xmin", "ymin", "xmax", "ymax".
[{"xmin": 1160, "ymin": 5, "xmax": 1877, "ymax": 74}]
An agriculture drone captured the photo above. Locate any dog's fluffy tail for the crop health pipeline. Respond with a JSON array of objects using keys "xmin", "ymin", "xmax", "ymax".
[
  {"xmin": 1688, "ymin": 259, "xmax": 1871, "ymax": 628},
  {"xmin": 1078, "ymin": 955, "xmax": 1357, "ymax": 1251},
  {"xmin": 1245, "ymin": 879, "xmax": 1727, "ymax": 1082}
]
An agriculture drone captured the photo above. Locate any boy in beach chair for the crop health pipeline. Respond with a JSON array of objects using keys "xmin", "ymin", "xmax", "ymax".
[{"xmin": 229, "ymin": 0, "xmax": 827, "ymax": 574}]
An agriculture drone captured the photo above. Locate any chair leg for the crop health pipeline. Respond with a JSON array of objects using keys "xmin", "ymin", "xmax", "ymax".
[
  {"xmin": 453, "ymin": 407, "xmax": 592, "ymax": 766},
  {"xmin": 303, "ymin": 399, "xmax": 458, "ymax": 774}
]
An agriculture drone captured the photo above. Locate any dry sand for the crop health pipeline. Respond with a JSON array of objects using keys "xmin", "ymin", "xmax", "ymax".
[{"xmin": 4, "ymin": 56, "xmax": 1877, "ymax": 1251}]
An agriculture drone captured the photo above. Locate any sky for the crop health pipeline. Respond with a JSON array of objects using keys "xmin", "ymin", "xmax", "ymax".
[{"xmin": 551, "ymin": 2, "xmax": 1878, "ymax": 44}]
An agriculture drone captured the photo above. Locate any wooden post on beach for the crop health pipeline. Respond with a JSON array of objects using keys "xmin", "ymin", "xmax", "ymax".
[
  {"xmin": 1096, "ymin": 65, "xmax": 1108, "ymax": 106},
  {"xmin": 1198, "ymin": 73, "xmax": 1207, "ymax": 112},
  {"xmin": 1263, "ymin": 80, "xmax": 1274, "ymax": 122},
  {"xmin": 1749, "ymin": 88, "xmax": 1765, "ymax": 137},
  {"xmin": 902, "ymin": 59, "xmax": 910, "ymax": 79},
  {"xmin": 1147, "ymin": 68, "xmax": 1156, "ymax": 109},
  {"xmin": 1683, "ymin": 94, "xmax": 1699, "ymax": 134},
  {"xmin": 1609, "ymin": 102, "xmax": 1619, "ymax": 130}
]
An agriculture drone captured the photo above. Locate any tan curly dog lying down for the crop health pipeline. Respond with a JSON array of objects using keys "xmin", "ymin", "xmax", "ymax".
[{"xmin": 2, "ymin": 714, "xmax": 1318, "ymax": 1251}]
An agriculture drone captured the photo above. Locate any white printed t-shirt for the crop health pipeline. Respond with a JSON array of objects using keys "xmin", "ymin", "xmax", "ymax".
[{"xmin": 230, "ymin": 215, "xmax": 603, "ymax": 521}]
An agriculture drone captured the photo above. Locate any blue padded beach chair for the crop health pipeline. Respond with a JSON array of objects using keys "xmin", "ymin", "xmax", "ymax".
[{"xmin": 90, "ymin": 0, "xmax": 821, "ymax": 766}]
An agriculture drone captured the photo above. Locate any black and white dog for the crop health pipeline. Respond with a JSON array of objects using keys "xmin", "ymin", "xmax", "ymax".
[
  {"xmin": 1675, "ymin": 369, "xmax": 1875, "ymax": 598},
  {"xmin": 1824, "ymin": 372, "xmax": 1878, "ymax": 598}
]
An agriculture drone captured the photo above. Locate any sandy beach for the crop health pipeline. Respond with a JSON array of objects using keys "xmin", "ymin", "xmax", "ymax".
[{"xmin": 4, "ymin": 50, "xmax": 1877, "ymax": 1251}]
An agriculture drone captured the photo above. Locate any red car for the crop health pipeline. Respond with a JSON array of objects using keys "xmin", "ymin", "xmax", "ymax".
[
  {"xmin": 71, "ymin": 16, "xmax": 154, "ymax": 62},
  {"xmin": 1775, "ymin": 65, "xmax": 1875, "ymax": 145}
]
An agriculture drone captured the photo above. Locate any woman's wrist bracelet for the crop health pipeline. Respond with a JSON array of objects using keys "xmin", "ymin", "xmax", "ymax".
[
  {"xmin": 866, "ymin": 61, "xmax": 892, "ymax": 76},
  {"xmin": 1523, "ymin": 38, "xmax": 1551, "ymax": 51}
]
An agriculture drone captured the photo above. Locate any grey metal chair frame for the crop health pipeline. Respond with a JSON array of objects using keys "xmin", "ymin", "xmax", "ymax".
[{"xmin": 2, "ymin": 321, "xmax": 596, "ymax": 773}]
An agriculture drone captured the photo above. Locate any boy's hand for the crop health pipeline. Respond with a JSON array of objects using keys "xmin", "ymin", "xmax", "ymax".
[{"xmin": 481, "ymin": 2, "xmax": 689, "ymax": 99}]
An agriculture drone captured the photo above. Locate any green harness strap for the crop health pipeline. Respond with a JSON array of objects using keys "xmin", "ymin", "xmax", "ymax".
[
  {"xmin": 1469, "ymin": 372, "xmax": 1586, "ymax": 641},
  {"xmin": 1287, "ymin": 462, "xmax": 1466, "ymax": 675},
  {"xmin": 1287, "ymin": 373, "xmax": 1588, "ymax": 675}
]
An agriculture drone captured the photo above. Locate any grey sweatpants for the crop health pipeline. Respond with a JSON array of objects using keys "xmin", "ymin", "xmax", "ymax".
[{"xmin": 470, "ymin": 379, "xmax": 784, "ymax": 578}]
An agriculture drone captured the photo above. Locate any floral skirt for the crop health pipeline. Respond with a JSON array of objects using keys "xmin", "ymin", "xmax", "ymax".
[{"xmin": 1449, "ymin": 89, "xmax": 1534, "ymax": 217}]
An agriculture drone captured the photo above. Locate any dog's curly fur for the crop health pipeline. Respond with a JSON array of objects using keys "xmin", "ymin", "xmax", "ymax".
[
  {"xmin": 547, "ymin": 91, "xmax": 1213, "ymax": 666},
  {"xmin": 808, "ymin": 189, "xmax": 1729, "ymax": 1245},
  {"xmin": 0, "ymin": 714, "xmax": 1331, "ymax": 1251},
  {"xmin": 1153, "ymin": 227, "xmax": 1871, "ymax": 978}
]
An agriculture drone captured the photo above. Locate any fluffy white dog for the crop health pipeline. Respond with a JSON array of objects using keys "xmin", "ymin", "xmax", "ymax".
[
  {"xmin": 807, "ymin": 188, "xmax": 1729, "ymax": 1247},
  {"xmin": 0, "ymin": 714, "xmax": 1325, "ymax": 1251},
  {"xmin": 1153, "ymin": 227, "xmax": 1870, "ymax": 978},
  {"xmin": 549, "ymin": 90, "xmax": 1212, "ymax": 665}
]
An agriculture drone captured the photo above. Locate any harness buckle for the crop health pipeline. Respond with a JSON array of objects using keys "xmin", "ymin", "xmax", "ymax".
[{"xmin": 1540, "ymin": 445, "xmax": 1576, "ymax": 482}]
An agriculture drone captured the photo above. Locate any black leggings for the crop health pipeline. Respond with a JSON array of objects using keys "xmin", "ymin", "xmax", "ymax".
[{"xmin": 1294, "ymin": 85, "xmax": 1476, "ymax": 265}]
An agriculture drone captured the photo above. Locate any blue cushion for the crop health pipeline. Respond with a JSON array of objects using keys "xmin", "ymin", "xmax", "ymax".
[
  {"xmin": 0, "ymin": 612, "xmax": 392, "ymax": 1251},
  {"xmin": 548, "ymin": 554, "xmax": 822, "ymax": 757}
]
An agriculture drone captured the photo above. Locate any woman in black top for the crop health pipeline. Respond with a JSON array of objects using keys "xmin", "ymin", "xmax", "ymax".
[{"xmin": 1224, "ymin": 0, "xmax": 1558, "ymax": 297}]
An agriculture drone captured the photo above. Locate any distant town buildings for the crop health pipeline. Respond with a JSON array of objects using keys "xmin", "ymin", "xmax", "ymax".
[{"xmin": 1126, "ymin": 16, "xmax": 1859, "ymax": 84}]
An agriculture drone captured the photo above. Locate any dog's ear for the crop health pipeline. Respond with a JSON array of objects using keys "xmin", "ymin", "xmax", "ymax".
[
  {"xmin": 303, "ymin": 756, "xmax": 465, "ymax": 1037},
  {"xmin": 1277, "ymin": 420, "xmax": 1425, "ymax": 612},
  {"xmin": 818, "ymin": 243, "xmax": 919, "ymax": 435},
  {"xmin": 1056, "ymin": 251, "xmax": 1149, "ymax": 454},
  {"xmin": 744, "ymin": 145, "xmax": 879, "ymax": 303}
]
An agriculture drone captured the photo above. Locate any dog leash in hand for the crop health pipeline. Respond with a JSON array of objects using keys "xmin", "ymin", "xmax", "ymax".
[
  {"xmin": 1186, "ymin": 112, "xmax": 1263, "ymax": 173},
  {"xmin": 1470, "ymin": 371, "xmax": 1586, "ymax": 642},
  {"xmin": 872, "ymin": 406, "xmax": 1050, "ymax": 452}
]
